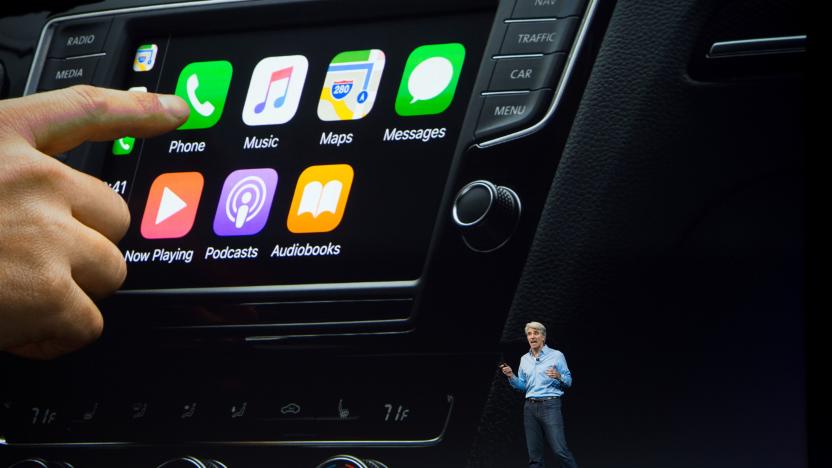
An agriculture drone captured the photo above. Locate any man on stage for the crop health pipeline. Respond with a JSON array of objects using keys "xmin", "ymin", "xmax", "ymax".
[{"xmin": 500, "ymin": 321, "xmax": 579, "ymax": 468}]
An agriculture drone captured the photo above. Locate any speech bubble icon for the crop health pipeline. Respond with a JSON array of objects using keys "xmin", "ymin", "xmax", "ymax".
[{"xmin": 407, "ymin": 56, "xmax": 454, "ymax": 104}]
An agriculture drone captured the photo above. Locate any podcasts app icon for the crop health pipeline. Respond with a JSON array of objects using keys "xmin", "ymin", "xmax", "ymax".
[{"xmin": 213, "ymin": 168, "xmax": 278, "ymax": 237}]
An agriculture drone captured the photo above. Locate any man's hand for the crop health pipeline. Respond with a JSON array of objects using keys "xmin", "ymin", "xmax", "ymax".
[
  {"xmin": 500, "ymin": 364, "xmax": 515, "ymax": 379},
  {"xmin": 0, "ymin": 85, "xmax": 188, "ymax": 359},
  {"xmin": 546, "ymin": 366, "xmax": 561, "ymax": 380}
]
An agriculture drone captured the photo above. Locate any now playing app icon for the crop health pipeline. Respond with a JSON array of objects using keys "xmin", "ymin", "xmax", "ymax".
[
  {"xmin": 140, "ymin": 172, "xmax": 204, "ymax": 239},
  {"xmin": 213, "ymin": 168, "xmax": 278, "ymax": 236}
]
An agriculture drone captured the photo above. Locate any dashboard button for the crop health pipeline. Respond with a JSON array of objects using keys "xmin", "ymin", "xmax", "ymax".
[
  {"xmin": 6, "ymin": 461, "xmax": 72, "ymax": 468},
  {"xmin": 476, "ymin": 89, "xmax": 552, "ymax": 139},
  {"xmin": 489, "ymin": 53, "xmax": 565, "ymax": 91},
  {"xmin": 500, "ymin": 18, "xmax": 580, "ymax": 55},
  {"xmin": 512, "ymin": 0, "xmax": 587, "ymax": 19},
  {"xmin": 316, "ymin": 455, "xmax": 369, "ymax": 468},
  {"xmin": 7, "ymin": 460, "xmax": 48, "ymax": 468},
  {"xmin": 156, "ymin": 457, "xmax": 208, "ymax": 468},
  {"xmin": 48, "ymin": 19, "xmax": 112, "ymax": 58},
  {"xmin": 364, "ymin": 461, "xmax": 389, "ymax": 468},
  {"xmin": 38, "ymin": 56, "xmax": 100, "ymax": 91}
]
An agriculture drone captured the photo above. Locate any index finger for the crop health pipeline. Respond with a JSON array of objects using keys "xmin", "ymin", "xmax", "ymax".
[{"xmin": 0, "ymin": 85, "xmax": 189, "ymax": 156}]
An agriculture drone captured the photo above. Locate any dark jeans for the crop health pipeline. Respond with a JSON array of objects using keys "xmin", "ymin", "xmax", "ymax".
[{"xmin": 523, "ymin": 398, "xmax": 578, "ymax": 468}]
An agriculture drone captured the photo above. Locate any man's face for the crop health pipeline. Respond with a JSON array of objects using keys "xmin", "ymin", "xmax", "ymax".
[{"xmin": 527, "ymin": 328, "xmax": 545, "ymax": 351}]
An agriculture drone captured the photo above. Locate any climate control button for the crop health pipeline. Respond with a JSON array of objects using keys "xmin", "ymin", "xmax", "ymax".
[
  {"xmin": 156, "ymin": 457, "xmax": 226, "ymax": 468},
  {"xmin": 316, "ymin": 455, "xmax": 369, "ymax": 468}
]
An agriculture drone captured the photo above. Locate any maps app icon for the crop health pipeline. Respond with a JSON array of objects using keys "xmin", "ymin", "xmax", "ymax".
[
  {"xmin": 318, "ymin": 49, "xmax": 385, "ymax": 121},
  {"xmin": 133, "ymin": 44, "xmax": 158, "ymax": 72}
]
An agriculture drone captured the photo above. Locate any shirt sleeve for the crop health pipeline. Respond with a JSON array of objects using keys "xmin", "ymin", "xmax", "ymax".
[
  {"xmin": 556, "ymin": 352, "xmax": 573, "ymax": 388},
  {"xmin": 509, "ymin": 360, "xmax": 527, "ymax": 392}
]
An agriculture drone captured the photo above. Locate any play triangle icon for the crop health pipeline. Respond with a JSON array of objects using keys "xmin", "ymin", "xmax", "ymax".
[{"xmin": 155, "ymin": 186, "xmax": 188, "ymax": 225}]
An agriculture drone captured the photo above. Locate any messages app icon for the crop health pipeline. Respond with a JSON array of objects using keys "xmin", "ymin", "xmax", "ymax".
[
  {"xmin": 175, "ymin": 60, "xmax": 233, "ymax": 130},
  {"xmin": 395, "ymin": 43, "xmax": 465, "ymax": 116}
]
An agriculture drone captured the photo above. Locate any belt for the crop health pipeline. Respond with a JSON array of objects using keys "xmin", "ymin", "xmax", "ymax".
[{"xmin": 526, "ymin": 396, "xmax": 559, "ymax": 402}]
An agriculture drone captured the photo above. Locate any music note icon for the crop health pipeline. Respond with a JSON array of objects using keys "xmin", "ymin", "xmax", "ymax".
[
  {"xmin": 254, "ymin": 66, "xmax": 293, "ymax": 114},
  {"xmin": 243, "ymin": 55, "xmax": 309, "ymax": 126}
]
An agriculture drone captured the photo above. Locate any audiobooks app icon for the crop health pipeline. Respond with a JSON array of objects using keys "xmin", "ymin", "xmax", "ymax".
[
  {"xmin": 287, "ymin": 164, "xmax": 354, "ymax": 234},
  {"xmin": 140, "ymin": 172, "xmax": 204, "ymax": 239}
]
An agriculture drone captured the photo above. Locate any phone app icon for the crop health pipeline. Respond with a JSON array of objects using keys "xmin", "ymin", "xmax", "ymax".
[
  {"xmin": 318, "ymin": 49, "xmax": 385, "ymax": 121},
  {"xmin": 133, "ymin": 44, "xmax": 158, "ymax": 72},
  {"xmin": 112, "ymin": 137, "xmax": 135, "ymax": 155},
  {"xmin": 242, "ymin": 56, "xmax": 308, "ymax": 126},
  {"xmin": 287, "ymin": 164, "xmax": 354, "ymax": 234},
  {"xmin": 213, "ymin": 168, "xmax": 278, "ymax": 237},
  {"xmin": 140, "ymin": 172, "xmax": 204, "ymax": 239},
  {"xmin": 175, "ymin": 60, "xmax": 233, "ymax": 130},
  {"xmin": 395, "ymin": 43, "xmax": 465, "ymax": 116}
]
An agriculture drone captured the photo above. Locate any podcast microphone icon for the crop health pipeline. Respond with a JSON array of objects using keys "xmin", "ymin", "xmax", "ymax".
[
  {"xmin": 228, "ymin": 177, "xmax": 266, "ymax": 228},
  {"xmin": 213, "ymin": 168, "xmax": 278, "ymax": 237}
]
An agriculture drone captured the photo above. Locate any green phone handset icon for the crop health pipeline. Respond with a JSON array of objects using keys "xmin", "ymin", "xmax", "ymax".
[
  {"xmin": 186, "ymin": 74, "xmax": 215, "ymax": 117},
  {"xmin": 174, "ymin": 61, "xmax": 233, "ymax": 130},
  {"xmin": 112, "ymin": 136, "xmax": 135, "ymax": 155}
]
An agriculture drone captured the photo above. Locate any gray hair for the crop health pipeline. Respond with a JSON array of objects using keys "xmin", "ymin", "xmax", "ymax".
[{"xmin": 524, "ymin": 321, "xmax": 546, "ymax": 337}]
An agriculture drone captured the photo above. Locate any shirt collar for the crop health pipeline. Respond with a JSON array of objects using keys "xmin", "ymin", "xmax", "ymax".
[{"xmin": 528, "ymin": 344, "xmax": 551, "ymax": 358}]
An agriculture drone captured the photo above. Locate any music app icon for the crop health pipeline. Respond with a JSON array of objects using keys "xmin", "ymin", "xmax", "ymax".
[{"xmin": 242, "ymin": 56, "xmax": 309, "ymax": 126}]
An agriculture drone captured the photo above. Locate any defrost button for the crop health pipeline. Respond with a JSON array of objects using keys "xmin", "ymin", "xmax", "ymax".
[{"xmin": 476, "ymin": 90, "xmax": 552, "ymax": 140}]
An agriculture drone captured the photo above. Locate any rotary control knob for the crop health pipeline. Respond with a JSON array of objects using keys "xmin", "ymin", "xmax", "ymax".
[
  {"xmin": 156, "ymin": 457, "xmax": 227, "ymax": 468},
  {"xmin": 452, "ymin": 180, "xmax": 521, "ymax": 252}
]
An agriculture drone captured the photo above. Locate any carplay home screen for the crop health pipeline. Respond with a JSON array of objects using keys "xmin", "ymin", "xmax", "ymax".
[{"xmin": 102, "ymin": 12, "xmax": 493, "ymax": 290}]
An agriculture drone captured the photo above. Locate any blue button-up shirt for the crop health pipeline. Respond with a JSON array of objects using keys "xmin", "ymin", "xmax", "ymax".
[{"xmin": 508, "ymin": 345, "xmax": 572, "ymax": 398}]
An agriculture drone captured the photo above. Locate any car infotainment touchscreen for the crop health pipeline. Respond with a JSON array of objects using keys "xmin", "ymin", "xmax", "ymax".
[{"xmin": 87, "ymin": 10, "xmax": 494, "ymax": 291}]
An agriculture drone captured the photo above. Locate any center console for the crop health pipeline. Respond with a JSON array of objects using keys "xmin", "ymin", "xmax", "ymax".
[{"xmin": 1, "ymin": 0, "xmax": 609, "ymax": 466}]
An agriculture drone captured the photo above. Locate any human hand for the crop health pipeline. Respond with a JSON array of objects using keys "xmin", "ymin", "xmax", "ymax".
[
  {"xmin": 0, "ymin": 85, "xmax": 188, "ymax": 359},
  {"xmin": 500, "ymin": 364, "xmax": 515, "ymax": 378},
  {"xmin": 546, "ymin": 366, "xmax": 561, "ymax": 380}
]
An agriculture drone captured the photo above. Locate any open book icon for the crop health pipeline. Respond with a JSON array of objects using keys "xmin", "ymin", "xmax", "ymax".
[
  {"xmin": 287, "ymin": 164, "xmax": 354, "ymax": 234},
  {"xmin": 297, "ymin": 180, "xmax": 344, "ymax": 217}
]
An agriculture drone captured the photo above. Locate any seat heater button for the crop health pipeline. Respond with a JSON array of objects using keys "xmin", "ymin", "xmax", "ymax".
[
  {"xmin": 48, "ymin": 19, "xmax": 112, "ymax": 58},
  {"xmin": 475, "ymin": 89, "xmax": 552, "ymax": 139},
  {"xmin": 512, "ymin": 0, "xmax": 588, "ymax": 19},
  {"xmin": 501, "ymin": 18, "xmax": 580, "ymax": 55},
  {"xmin": 38, "ymin": 56, "xmax": 100, "ymax": 91},
  {"xmin": 489, "ymin": 53, "xmax": 565, "ymax": 91}
]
